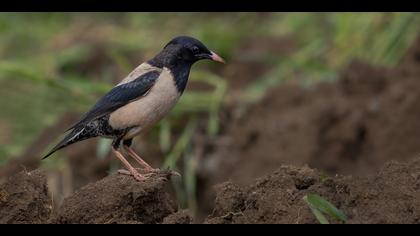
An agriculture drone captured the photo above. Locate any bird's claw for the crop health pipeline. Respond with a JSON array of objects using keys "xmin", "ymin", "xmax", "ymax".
[
  {"xmin": 133, "ymin": 172, "xmax": 145, "ymax": 181},
  {"xmin": 117, "ymin": 167, "xmax": 181, "ymax": 182},
  {"xmin": 117, "ymin": 169, "xmax": 130, "ymax": 175},
  {"xmin": 169, "ymin": 170, "xmax": 181, "ymax": 177},
  {"xmin": 118, "ymin": 169, "xmax": 145, "ymax": 181}
]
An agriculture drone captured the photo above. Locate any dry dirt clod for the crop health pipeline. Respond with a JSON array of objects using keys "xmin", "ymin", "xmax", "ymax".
[
  {"xmin": 51, "ymin": 170, "xmax": 176, "ymax": 224},
  {"xmin": 162, "ymin": 210, "xmax": 193, "ymax": 224},
  {"xmin": 0, "ymin": 170, "xmax": 52, "ymax": 224}
]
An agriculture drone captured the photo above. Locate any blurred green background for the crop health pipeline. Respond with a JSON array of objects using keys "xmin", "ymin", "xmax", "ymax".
[{"xmin": 0, "ymin": 13, "xmax": 419, "ymax": 211}]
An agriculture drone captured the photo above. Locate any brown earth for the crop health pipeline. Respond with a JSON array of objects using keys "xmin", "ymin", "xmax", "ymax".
[
  {"xmin": 51, "ymin": 170, "xmax": 176, "ymax": 224},
  {"xmin": 205, "ymin": 157, "xmax": 420, "ymax": 224},
  {"xmin": 2, "ymin": 156, "xmax": 420, "ymax": 224},
  {"xmin": 0, "ymin": 170, "xmax": 52, "ymax": 224},
  {"xmin": 162, "ymin": 210, "xmax": 193, "ymax": 224}
]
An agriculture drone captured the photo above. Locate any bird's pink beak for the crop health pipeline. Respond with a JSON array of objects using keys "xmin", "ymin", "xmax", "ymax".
[{"xmin": 210, "ymin": 51, "xmax": 226, "ymax": 64}]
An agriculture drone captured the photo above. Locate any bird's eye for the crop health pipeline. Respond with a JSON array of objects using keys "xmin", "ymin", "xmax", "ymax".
[{"xmin": 192, "ymin": 46, "xmax": 200, "ymax": 54}]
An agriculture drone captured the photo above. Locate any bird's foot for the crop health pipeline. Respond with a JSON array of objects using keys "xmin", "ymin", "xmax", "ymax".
[
  {"xmin": 117, "ymin": 169, "xmax": 146, "ymax": 181},
  {"xmin": 119, "ymin": 167, "xmax": 158, "ymax": 174},
  {"xmin": 132, "ymin": 167, "xmax": 180, "ymax": 177},
  {"xmin": 118, "ymin": 168, "xmax": 181, "ymax": 180},
  {"xmin": 117, "ymin": 168, "xmax": 165, "ymax": 180}
]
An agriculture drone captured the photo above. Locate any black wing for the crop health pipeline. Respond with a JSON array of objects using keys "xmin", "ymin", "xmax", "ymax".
[{"xmin": 67, "ymin": 70, "xmax": 161, "ymax": 130}]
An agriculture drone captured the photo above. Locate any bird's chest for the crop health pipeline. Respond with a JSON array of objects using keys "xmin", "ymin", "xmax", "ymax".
[{"xmin": 109, "ymin": 70, "xmax": 181, "ymax": 135}]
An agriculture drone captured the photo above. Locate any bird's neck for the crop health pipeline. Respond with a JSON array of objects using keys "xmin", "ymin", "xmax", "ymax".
[{"xmin": 148, "ymin": 54, "xmax": 192, "ymax": 94}]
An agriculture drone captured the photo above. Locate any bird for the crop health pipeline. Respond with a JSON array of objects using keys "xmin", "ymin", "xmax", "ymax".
[{"xmin": 42, "ymin": 36, "xmax": 225, "ymax": 181}]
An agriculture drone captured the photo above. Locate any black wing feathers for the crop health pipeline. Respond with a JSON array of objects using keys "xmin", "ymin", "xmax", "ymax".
[
  {"xmin": 42, "ymin": 126, "xmax": 86, "ymax": 159},
  {"xmin": 42, "ymin": 70, "xmax": 161, "ymax": 160},
  {"xmin": 67, "ymin": 70, "xmax": 160, "ymax": 130}
]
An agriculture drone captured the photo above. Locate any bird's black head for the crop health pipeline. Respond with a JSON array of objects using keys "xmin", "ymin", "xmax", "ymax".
[
  {"xmin": 148, "ymin": 36, "xmax": 225, "ymax": 68},
  {"xmin": 148, "ymin": 36, "xmax": 225, "ymax": 94}
]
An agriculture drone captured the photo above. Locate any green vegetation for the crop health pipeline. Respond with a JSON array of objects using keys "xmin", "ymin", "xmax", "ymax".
[{"xmin": 303, "ymin": 193, "xmax": 348, "ymax": 224}]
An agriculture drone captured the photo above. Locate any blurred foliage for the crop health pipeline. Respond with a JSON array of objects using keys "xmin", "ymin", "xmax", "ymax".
[
  {"xmin": 244, "ymin": 13, "xmax": 420, "ymax": 103},
  {"xmin": 0, "ymin": 12, "xmax": 418, "ymax": 209}
]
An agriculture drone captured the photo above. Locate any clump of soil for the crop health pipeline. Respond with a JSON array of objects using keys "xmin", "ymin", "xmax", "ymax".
[
  {"xmin": 205, "ymin": 157, "xmax": 420, "ymax": 224},
  {"xmin": 162, "ymin": 209, "xmax": 193, "ymax": 224},
  {"xmin": 0, "ymin": 170, "xmax": 52, "ymax": 224},
  {"xmin": 1, "ymin": 168, "xmax": 189, "ymax": 224},
  {"xmin": 51, "ymin": 170, "xmax": 176, "ymax": 224}
]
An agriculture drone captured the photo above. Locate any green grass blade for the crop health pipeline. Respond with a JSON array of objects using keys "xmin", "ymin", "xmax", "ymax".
[
  {"xmin": 303, "ymin": 193, "xmax": 347, "ymax": 223},
  {"xmin": 183, "ymin": 145, "xmax": 198, "ymax": 214},
  {"xmin": 159, "ymin": 119, "xmax": 172, "ymax": 154},
  {"xmin": 162, "ymin": 117, "xmax": 197, "ymax": 170},
  {"xmin": 308, "ymin": 205, "xmax": 330, "ymax": 224}
]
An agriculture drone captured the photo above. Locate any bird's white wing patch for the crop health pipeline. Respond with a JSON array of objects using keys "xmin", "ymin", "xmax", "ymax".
[
  {"xmin": 68, "ymin": 128, "xmax": 84, "ymax": 142},
  {"xmin": 118, "ymin": 63, "xmax": 161, "ymax": 86}
]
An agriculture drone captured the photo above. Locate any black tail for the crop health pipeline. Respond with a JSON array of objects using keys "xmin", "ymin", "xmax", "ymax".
[{"xmin": 42, "ymin": 126, "xmax": 89, "ymax": 160}]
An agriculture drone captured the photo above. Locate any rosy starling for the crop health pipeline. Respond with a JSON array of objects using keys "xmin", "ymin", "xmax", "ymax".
[{"xmin": 43, "ymin": 36, "xmax": 225, "ymax": 181}]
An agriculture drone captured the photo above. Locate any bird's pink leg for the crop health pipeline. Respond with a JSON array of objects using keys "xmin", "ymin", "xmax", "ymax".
[
  {"xmin": 123, "ymin": 146, "xmax": 156, "ymax": 172},
  {"xmin": 123, "ymin": 146, "xmax": 181, "ymax": 177},
  {"xmin": 112, "ymin": 147, "xmax": 145, "ymax": 181}
]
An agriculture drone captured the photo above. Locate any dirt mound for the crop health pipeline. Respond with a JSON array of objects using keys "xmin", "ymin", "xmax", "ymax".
[
  {"xmin": 1, "ymin": 157, "xmax": 420, "ymax": 224},
  {"xmin": 1, "ymin": 169, "xmax": 189, "ymax": 224},
  {"xmin": 0, "ymin": 170, "xmax": 52, "ymax": 224},
  {"xmin": 52, "ymin": 171, "xmax": 176, "ymax": 224},
  {"xmin": 205, "ymin": 157, "xmax": 420, "ymax": 224}
]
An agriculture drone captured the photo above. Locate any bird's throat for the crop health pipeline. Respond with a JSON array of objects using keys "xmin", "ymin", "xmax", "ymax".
[{"xmin": 169, "ymin": 63, "xmax": 191, "ymax": 94}]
